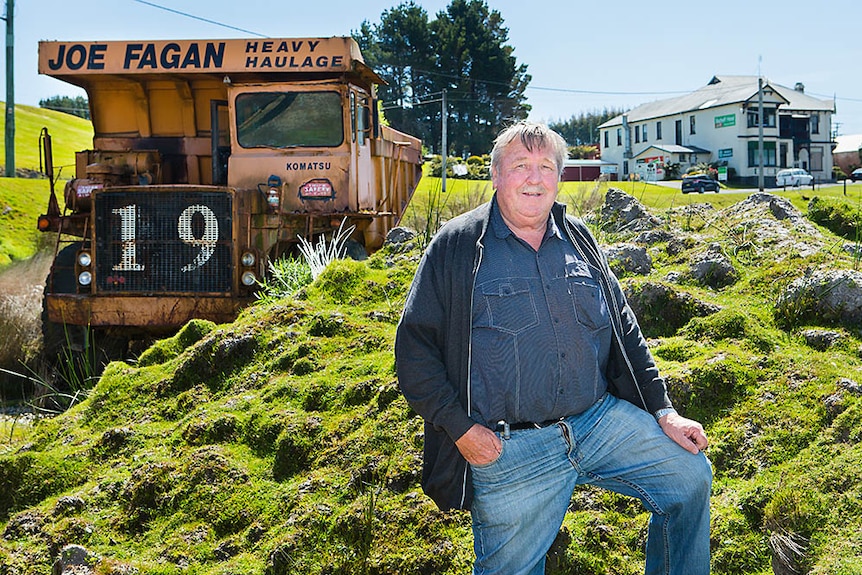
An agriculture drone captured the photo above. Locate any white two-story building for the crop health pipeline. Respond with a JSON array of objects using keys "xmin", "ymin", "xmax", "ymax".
[{"xmin": 598, "ymin": 76, "xmax": 835, "ymax": 187}]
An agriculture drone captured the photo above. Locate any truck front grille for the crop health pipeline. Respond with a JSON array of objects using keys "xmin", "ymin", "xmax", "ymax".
[{"xmin": 94, "ymin": 189, "xmax": 233, "ymax": 293}]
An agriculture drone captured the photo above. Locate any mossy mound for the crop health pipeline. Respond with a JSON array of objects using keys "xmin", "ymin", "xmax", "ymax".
[{"xmin": 3, "ymin": 192, "xmax": 862, "ymax": 574}]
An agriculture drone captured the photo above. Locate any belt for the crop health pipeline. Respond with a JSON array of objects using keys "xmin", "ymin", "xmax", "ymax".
[{"xmin": 494, "ymin": 418, "xmax": 562, "ymax": 433}]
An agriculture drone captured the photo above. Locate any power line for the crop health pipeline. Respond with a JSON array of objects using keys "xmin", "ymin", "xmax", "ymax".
[
  {"xmin": 103, "ymin": 7, "xmax": 862, "ymax": 109},
  {"xmin": 411, "ymin": 67, "xmax": 691, "ymax": 97},
  {"xmin": 131, "ymin": 0, "xmax": 268, "ymax": 38}
]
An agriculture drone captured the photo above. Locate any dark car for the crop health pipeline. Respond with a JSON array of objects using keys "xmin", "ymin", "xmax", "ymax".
[
  {"xmin": 681, "ymin": 174, "xmax": 720, "ymax": 194},
  {"xmin": 851, "ymin": 168, "xmax": 862, "ymax": 182}
]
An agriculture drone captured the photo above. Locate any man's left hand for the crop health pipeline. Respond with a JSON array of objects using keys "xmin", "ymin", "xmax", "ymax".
[{"xmin": 658, "ymin": 412, "xmax": 708, "ymax": 454}]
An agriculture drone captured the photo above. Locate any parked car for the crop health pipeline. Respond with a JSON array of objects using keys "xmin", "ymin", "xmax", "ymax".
[
  {"xmin": 775, "ymin": 168, "xmax": 813, "ymax": 187},
  {"xmin": 851, "ymin": 168, "xmax": 862, "ymax": 182},
  {"xmin": 681, "ymin": 174, "xmax": 720, "ymax": 194}
]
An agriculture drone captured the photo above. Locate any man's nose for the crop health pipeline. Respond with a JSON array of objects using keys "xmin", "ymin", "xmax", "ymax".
[{"xmin": 526, "ymin": 164, "xmax": 543, "ymax": 184}]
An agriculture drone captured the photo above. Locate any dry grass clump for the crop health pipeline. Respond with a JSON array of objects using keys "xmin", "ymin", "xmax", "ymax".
[{"xmin": 0, "ymin": 252, "xmax": 51, "ymax": 397}]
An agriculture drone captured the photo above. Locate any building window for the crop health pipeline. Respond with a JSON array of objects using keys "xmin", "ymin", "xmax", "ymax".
[
  {"xmin": 747, "ymin": 107, "xmax": 777, "ymax": 128},
  {"xmin": 604, "ymin": 130, "xmax": 609, "ymax": 148},
  {"xmin": 689, "ymin": 115, "xmax": 696, "ymax": 135},
  {"xmin": 635, "ymin": 126, "xmax": 640, "ymax": 143},
  {"xmin": 642, "ymin": 125, "xmax": 648, "ymax": 142},
  {"xmin": 617, "ymin": 128, "xmax": 622, "ymax": 146},
  {"xmin": 748, "ymin": 141, "xmax": 777, "ymax": 167},
  {"xmin": 811, "ymin": 114, "xmax": 820, "ymax": 134},
  {"xmin": 656, "ymin": 121, "xmax": 662, "ymax": 140}
]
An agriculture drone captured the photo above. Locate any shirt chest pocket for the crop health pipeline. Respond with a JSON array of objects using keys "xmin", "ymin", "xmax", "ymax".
[
  {"xmin": 565, "ymin": 263, "xmax": 609, "ymax": 331},
  {"xmin": 478, "ymin": 278, "xmax": 539, "ymax": 335}
]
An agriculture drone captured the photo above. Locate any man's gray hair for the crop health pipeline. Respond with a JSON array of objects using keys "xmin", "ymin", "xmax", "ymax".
[{"xmin": 490, "ymin": 121, "xmax": 569, "ymax": 178}]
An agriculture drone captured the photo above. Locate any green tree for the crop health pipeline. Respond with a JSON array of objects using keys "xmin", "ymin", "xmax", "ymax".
[
  {"xmin": 355, "ymin": 0, "xmax": 529, "ymax": 156},
  {"xmin": 568, "ymin": 145, "xmax": 598, "ymax": 159},
  {"xmin": 355, "ymin": 2, "xmax": 436, "ymax": 147},
  {"xmin": 430, "ymin": 0, "xmax": 530, "ymax": 156},
  {"xmin": 550, "ymin": 108, "xmax": 624, "ymax": 146},
  {"xmin": 38, "ymin": 95, "xmax": 90, "ymax": 119}
]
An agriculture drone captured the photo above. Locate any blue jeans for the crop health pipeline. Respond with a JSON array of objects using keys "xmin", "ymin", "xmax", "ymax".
[{"xmin": 470, "ymin": 393, "xmax": 712, "ymax": 575}]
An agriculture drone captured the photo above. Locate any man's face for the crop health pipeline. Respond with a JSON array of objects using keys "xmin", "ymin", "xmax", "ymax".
[{"xmin": 491, "ymin": 140, "xmax": 560, "ymax": 232}]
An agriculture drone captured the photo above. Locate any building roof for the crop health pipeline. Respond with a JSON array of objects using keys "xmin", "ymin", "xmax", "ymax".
[
  {"xmin": 563, "ymin": 159, "xmax": 616, "ymax": 166},
  {"xmin": 636, "ymin": 144, "xmax": 711, "ymax": 156},
  {"xmin": 834, "ymin": 134, "xmax": 862, "ymax": 154},
  {"xmin": 599, "ymin": 75, "xmax": 835, "ymax": 128}
]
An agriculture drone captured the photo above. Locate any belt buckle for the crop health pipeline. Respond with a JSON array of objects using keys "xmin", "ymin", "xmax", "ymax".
[{"xmin": 496, "ymin": 420, "xmax": 511, "ymax": 440}]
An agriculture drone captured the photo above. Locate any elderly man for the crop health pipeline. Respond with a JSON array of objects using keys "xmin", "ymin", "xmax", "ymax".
[{"xmin": 395, "ymin": 121, "xmax": 712, "ymax": 575}]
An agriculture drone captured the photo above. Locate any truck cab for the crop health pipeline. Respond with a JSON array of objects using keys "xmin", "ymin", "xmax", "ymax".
[{"xmin": 36, "ymin": 37, "xmax": 422, "ymax": 362}]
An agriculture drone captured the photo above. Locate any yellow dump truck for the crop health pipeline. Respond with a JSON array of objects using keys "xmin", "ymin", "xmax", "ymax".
[{"xmin": 36, "ymin": 37, "xmax": 422, "ymax": 361}]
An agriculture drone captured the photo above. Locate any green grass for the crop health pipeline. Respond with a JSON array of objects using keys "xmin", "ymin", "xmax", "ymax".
[
  {"xmin": 0, "ymin": 102, "xmax": 93, "ymax": 175},
  {"xmin": 0, "ymin": 178, "xmax": 59, "ymax": 266},
  {"xmin": 0, "ymin": 103, "xmax": 93, "ymax": 267},
  {"xmin": 409, "ymin": 175, "xmax": 862, "ymax": 217}
]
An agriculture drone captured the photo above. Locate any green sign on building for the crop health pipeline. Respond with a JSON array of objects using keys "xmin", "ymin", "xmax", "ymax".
[{"xmin": 715, "ymin": 114, "xmax": 736, "ymax": 128}]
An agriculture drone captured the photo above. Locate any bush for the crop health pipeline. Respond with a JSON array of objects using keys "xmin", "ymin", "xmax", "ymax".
[
  {"xmin": 426, "ymin": 154, "xmax": 490, "ymax": 180},
  {"xmin": 807, "ymin": 196, "xmax": 862, "ymax": 240}
]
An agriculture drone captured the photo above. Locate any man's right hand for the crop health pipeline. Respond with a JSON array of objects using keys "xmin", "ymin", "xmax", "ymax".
[{"xmin": 455, "ymin": 423, "xmax": 503, "ymax": 466}]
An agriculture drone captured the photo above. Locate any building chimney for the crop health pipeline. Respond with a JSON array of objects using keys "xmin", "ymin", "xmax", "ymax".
[{"xmin": 794, "ymin": 82, "xmax": 805, "ymax": 93}]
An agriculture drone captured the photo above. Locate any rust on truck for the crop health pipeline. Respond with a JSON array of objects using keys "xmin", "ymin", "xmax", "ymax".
[{"xmin": 37, "ymin": 37, "xmax": 422, "ymax": 355}]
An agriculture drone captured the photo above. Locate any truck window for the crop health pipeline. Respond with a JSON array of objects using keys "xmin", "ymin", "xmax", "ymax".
[{"xmin": 236, "ymin": 91, "xmax": 343, "ymax": 148}]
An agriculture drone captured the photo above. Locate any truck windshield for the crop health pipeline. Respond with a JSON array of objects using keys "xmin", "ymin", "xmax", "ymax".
[{"xmin": 236, "ymin": 91, "xmax": 343, "ymax": 148}]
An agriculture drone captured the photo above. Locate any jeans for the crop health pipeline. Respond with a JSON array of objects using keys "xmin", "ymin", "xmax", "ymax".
[{"xmin": 470, "ymin": 393, "xmax": 712, "ymax": 575}]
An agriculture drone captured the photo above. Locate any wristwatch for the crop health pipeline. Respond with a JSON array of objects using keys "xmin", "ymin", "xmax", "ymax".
[{"xmin": 653, "ymin": 407, "xmax": 677, "ymax": 421}]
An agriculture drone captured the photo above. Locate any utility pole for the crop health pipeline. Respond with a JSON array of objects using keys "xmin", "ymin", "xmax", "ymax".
[
  {"xmin": 441, "ymin": 88, "xmax": 447, "ymax": 194},
  {"xmin": 2, "ymin": 0, "xmax": 13, "ymax": 178},
  {"xmin": 757, "ymin": 76, "xmax": 764, "ymax": 192}
]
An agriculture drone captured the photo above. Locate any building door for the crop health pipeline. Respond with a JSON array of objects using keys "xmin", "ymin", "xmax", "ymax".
[
  {"xmin": 780, "ymin": 143, "xmax": 788, "ymax": 169},
  {"xmin": 675, "ymin": 120, "xmax": 682, "ymax": 145}
]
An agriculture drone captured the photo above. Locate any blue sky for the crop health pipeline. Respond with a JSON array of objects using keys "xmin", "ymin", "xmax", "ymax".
[{"xmin": 6, "ymin": 0, "xmax": 861, "ymax": 136}]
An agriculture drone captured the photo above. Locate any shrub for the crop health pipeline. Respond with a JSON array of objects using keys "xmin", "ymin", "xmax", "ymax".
[
  {"xmin": 807, "ymin": 196, "xmax": 862, "ymax": 240},
  {"xmin": 426, "ymin": 154, "xmax": 490, "ymax": 180}
]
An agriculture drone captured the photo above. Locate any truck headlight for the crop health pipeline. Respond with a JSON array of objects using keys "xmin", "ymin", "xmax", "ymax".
[
  {"xmin": 241, "ymin": 251, "xmax": 256, "ymax": 267},
  {"xmin": 77, "ymin": 252, "xmax": 92, "ymax": 267},
  {"xmin": 78, "ymin": 271, "xmax": 92, "ymax": 286},
  {"xmin": 241, "ymin": 271, "xmax": 257, "ymax": 286}
]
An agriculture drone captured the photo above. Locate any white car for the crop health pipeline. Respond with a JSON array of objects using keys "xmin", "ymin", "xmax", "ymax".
[{"xmin": 775, "ymin": 168, "xmax": 813, "ymax": 187}]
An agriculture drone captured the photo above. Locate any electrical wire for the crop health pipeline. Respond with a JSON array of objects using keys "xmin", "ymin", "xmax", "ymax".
[
  {"xmin": 131, "ymin": 0, "xmax": 268, "ymax": 38},
  {"xmin": 127, "ymin": 4, "xmax": 862, "ymax": 108}
]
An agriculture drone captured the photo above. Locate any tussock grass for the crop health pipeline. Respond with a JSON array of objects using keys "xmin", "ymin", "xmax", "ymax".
[{"xmin": 0, "ymin": 251, "xmax": 52, "ymax": 398}]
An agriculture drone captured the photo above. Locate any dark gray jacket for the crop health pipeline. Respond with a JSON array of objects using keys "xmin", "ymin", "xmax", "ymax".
[{"xmin": 395, "ymin": 200, "xmax": 673, "ymax": 511}]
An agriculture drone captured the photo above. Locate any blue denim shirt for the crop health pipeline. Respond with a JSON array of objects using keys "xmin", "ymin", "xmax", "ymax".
[{"xmin": 469, "ymin": 200, "xmax": 611, "ymax": 427}]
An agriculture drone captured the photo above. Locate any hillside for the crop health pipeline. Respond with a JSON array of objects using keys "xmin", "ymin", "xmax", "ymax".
[
  {"xmin": 0, "ymin": 103, "xmax": 94, "ymax": 267},
  {"xmin": 2, "ymin": 189, "xmax": 862, "ymax": 575}
]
